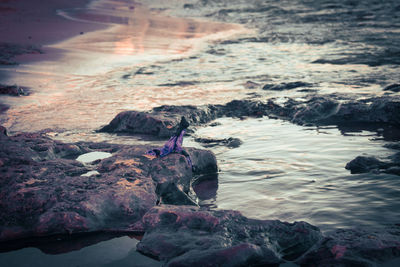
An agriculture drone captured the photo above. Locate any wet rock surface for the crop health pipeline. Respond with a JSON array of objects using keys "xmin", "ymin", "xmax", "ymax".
[
  {"xmin": 100, "ymin": 95, "xmax": 400, "ymax": 140},
  {"xmin": 194, "ymin": 137, "xmax": 243, "ymax": 148},
  {"xmin": 262, "ymin": 81, "xmax": 312, "ymax": 91},
  {"xmin": 136, "ymin": 205, "xmax": 400, "ymax": 266},
  {"xmin": 136, "ymin": 205, "xmax": 323, "ymax": 266},
  {"xmin": 0, "ymin": 128, "xmax": 217, "ymax": 242},
  {"xmin": 345, "ymin": 152, "xmax": 400, "ymax": 176},
  {"xmin": 99, "ymin": 105, "xmax": 220, "ymax": 137}
]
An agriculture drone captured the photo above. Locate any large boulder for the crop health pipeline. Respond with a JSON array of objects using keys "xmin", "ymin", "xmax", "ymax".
[{"xmin": 136, "ymin": 205, "xmax": 323, "ymax": 266}]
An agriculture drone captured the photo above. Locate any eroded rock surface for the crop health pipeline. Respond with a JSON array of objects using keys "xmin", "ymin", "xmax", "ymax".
[
  {"xmin": 136, "ymin": 205, "xmax": 323, "ymax": 266},
  {"xmin": 0, "ymin": 129, "xmax": 217, "ymax": 242}
]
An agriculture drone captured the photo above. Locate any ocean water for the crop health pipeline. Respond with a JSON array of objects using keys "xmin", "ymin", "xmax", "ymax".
[{"xmin": 1, "ymin": 0, "xmax": 400, "ymax": 264}]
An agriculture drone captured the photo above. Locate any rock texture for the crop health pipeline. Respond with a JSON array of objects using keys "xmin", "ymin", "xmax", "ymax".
[
  {"xmin": 0, "ymin": 129, "xmax": 217, "ymax": 242},
  {"xmin": 136, "ymin": 205, "xmax": 323, "ymax": 266},
  {"xmin": 99, "ymin": 105, "xmax": 220, "ymax": 138},
  {"xmin": 100, "ymin": 96, "xmax": 400, "ymax": 140}
]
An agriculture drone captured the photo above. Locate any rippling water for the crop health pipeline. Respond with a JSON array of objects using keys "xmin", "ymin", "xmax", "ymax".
[{"xmin": 1, "ymin": 0, "xmax": 400, "ymax": 237}]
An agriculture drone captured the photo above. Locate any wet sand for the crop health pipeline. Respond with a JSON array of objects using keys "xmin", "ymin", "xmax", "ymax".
[
  {"xmin": 0, "ymin": 0, "xmax": 248, "ymax": 133},
  {"xmin": 0, "ymin": 0, "xmax": 104, "ymax": 45}
]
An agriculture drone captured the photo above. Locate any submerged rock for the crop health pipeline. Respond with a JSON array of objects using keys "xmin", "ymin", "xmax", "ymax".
[
  {"xmin": 194, "ymin": 137, "xmax": 243, "ymax": 148},
  {"xmin": 383, "ymin": 84, "xmax": 400, "ymax": 92},
  {"xmin": 136, "ymin": 205, "xmax": 323, "ymax": 266},
  {"xmin": 0, "ymin": 129, "xmax": 217, "ymax": 242},
  {"xmin": 262, "ymin": 81, "xmax": 312, "ymax": 91}
]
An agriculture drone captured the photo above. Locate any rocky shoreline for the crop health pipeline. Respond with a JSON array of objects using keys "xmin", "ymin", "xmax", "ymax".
[{"xmin": 2, "ymin": 93, "xmax": 400, "ymax": 266}]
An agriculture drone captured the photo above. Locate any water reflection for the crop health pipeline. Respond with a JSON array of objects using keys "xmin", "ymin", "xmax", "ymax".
[{"xmin": 190, "ymin": 117, "xmax": 400, "ymax": 231}]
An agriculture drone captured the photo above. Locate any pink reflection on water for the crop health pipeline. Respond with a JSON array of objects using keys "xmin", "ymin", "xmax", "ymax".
[{"xmin": 1, "ymin": 0, "xmax": 249, "ymax": 133}]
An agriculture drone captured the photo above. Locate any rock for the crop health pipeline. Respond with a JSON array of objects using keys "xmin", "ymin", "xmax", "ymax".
[
  {"xmin": 100, "ymin": 95, "xmax": 400, "ymax": 139},
  {"xmin": 0, "ymin": 84, "xmax": 29, "ymax": 96},
  {"xmin": 346, "ymin": 152, "xmax": 400, "ymax": 176},
  {"xmin": 194, "ymin": 137, "xmax": 243, "ymax": 148},
  {"xmin": 136, "ymin": 205, "xmax": 323, "ymax": 266},
  {"xmin": 383, "ymin": 84, "xmax": 400, "ymax": 92},
  {"xmin": 292, "ymin": 97, "xmax": 340, "ymax": 125},
  {"xmin": 289, "ymin": 96, "xmax": 400, "ymax": 127},
  {"xmin": 262, "ymin": 81, "xmax": 312, "ymax": 91},
  {"xmin": 243, "ymin": 81, "xmax": 261, "ymax": 89},
  {"xmin": 99, "ymin": 105, "xmax": 219, "ymax": 137},
  {"xmin": 0, "ymin": 128, "xmax": 218, "ymax": 242},
  {"xmin": 345, "ymin": 156, "xmax": 386, "ymax": 174},
  {"xmin": 298, "ymin": 226, "xmax": 400, "ymax": 266}
]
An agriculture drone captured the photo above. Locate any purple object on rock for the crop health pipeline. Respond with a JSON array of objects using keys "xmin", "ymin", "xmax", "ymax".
[{"xmin": 147, "ymin": 117, "xmax": 193, "ymax": 168}]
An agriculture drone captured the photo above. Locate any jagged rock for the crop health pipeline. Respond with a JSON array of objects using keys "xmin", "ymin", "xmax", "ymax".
[
  {"xmin": 136, "ymin": 205, "xmax": 323, "ymax": 266},
  {"xmin": 298, "ymin": 226, "xmax": 400, "ymax": 266},
  {"xmin": 0, "ymin": 128, "xmax": 217, "ymax": 242}
]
